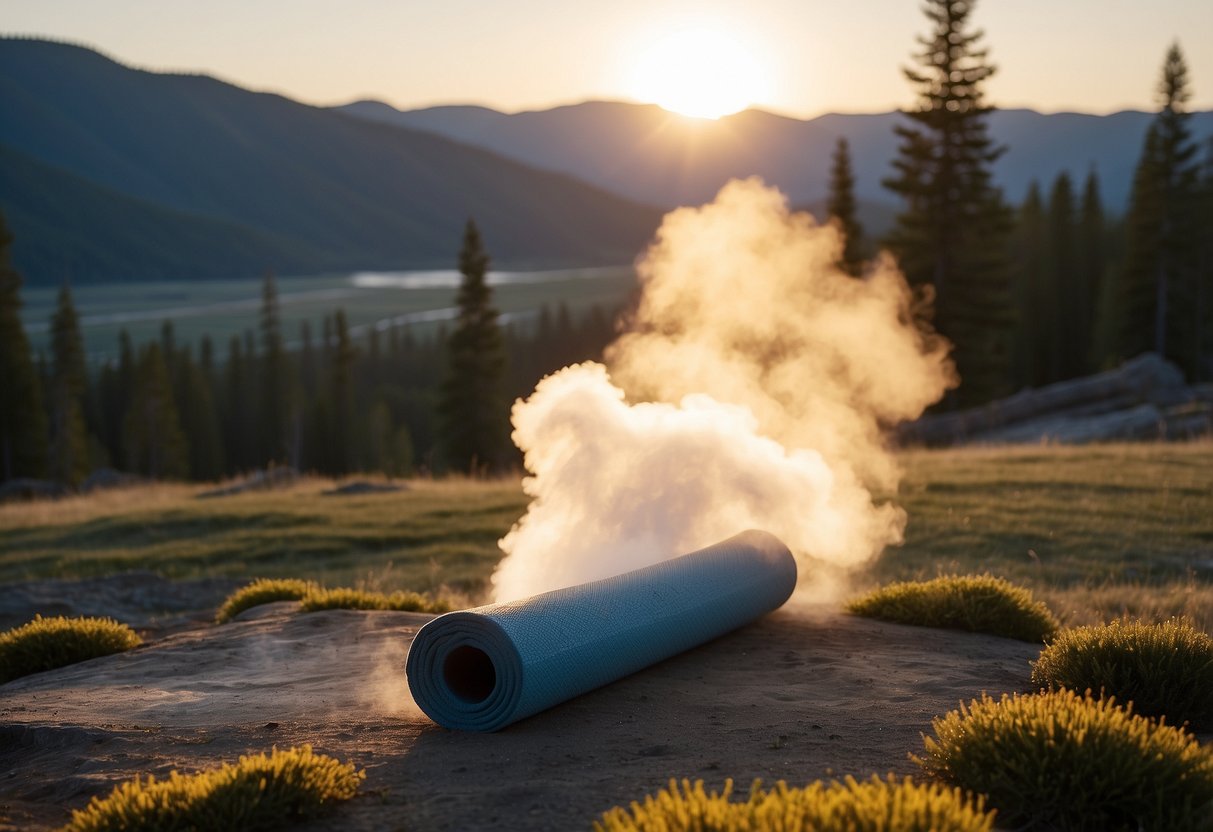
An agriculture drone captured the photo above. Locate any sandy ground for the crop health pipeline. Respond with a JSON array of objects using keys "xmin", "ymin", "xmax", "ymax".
[{"xmin": 0, "ymin": 586, "xmax": 1049, "ymax": 832}]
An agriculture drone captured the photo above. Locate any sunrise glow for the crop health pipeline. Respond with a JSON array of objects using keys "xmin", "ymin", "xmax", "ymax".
[{"xmin": 627, "ymin": 27, "xmax": 768, "ymax": 119}]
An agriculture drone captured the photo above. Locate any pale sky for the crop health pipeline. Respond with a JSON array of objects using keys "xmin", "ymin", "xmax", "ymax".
[{"xmin": 3, "ymin": 0, "xmax": 1211, "ymax": 118}]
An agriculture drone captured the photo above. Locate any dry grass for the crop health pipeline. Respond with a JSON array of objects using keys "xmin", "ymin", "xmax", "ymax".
[
  {"xmin": 0, "ymin": 482, "xmax": 198, "ymax": 529},
  {"xmin": 0, "ymin": 475, "xmax": 526, "ymax": 598},
  {"xmin": 1, "ymin": 443, "xmax": 1210, "ymax": 624},
  {"xmin": 883, "ymin": 441, "xmax": 1213, "ymax": 630}
]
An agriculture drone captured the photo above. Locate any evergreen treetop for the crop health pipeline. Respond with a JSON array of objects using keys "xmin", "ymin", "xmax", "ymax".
[
  {"xmin": 48, "ymin": 283, "xmax": 90, "ymax": 485},
  {"xmin": 883, "ymin": 0, "xmax": 1013, "ymax": 405},
  {"xmin": 0, "ymin": 210, "xmax": 48, "ymax": 481},
  {"xmin": 826, "ymin": 137, "xmax": 865, "ymax": 277},
  {"xmin": 439, "ymin": 219, "xmax": 507, "ymax": 473}
]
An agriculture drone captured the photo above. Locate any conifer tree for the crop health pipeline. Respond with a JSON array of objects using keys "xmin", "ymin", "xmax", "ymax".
[
  {"xmin": 1012, "ymin": 182, "xmax": 1046, "ymax": 388},
  {"xmin": 882, "ymin": 0, "xmax": 1013, "ymax": 404},
  {"xmin": 48, "ymin": 284, "xmax": 90, "ymax": 485},
  {"xmin": 123, "ymin": 343, "xmax": 188, "ymax": 479},
  {"xmin": 222, "ymin": 335, "xmax": 252, "ymax": 473},
  {"xmin": 439, "ymin": 220, "xmax": 506, "ymax": 473},
  {"xmin": 1115, "ymin": 42, "xmax": 1200, "ymax": 373},
  {"xmin": 176, "ymin": 345, "xmax": 225, "ymax": 481},
  {"xmin": 826, "ymin": 137, "xmax": 865, "ymax": 276},
  {"xmin": 258, "ymin": 272, "xmax": 295, "ymax": 465},
  {"xmin": 329, "ymin": 309, "xmax": 358, "ymax": 474},
  {"xmin": 1078, "ymin": 171, "xmax": 1106, "ymax": 369},
  {"xmin": 1197, "ymin": 139, "xmax": 1213, "ymax": 380},
  {"xmin": 1047, "ymin": 172, "xmax": 1080, "ymax": 380},
  {"xmin": 96, "ymin": 329, "xmax": 136, "ymax": 466},
  {"xmin": 0, "ymin": 211, "xmax": 48, "ymax": 481}
]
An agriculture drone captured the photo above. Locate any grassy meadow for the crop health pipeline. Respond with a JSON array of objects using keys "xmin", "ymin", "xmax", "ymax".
[{"xmin": 1, "ymin": 443, "xmax": 1210, "ymax": 628}]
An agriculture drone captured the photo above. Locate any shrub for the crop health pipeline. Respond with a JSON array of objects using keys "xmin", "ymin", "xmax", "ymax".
[
  {"xmin": 594, "ymin": 775, "xmax": 994, "ymax": 832},
  {"xmin": 917, "ymin": 689, "xmax": 1213, "ymax": 832},
  {"xmin": 847, "ymin": 574, "xmax": 1058, "ymax": 642},
  {"xmin": 299, "ymin": 587, "xmax": 451, "ymax": 614},
  {"xmin": 62, "ymin": 745, "xmax": 363, "ymax": 832},
  {"xmin": 0, "ymin": 615, "xmax": 141, "ymax": 684},
  {"xmin": 1031, "ymin": 617, "xmax": 1213, "ymax": 731},
  {"xmin": 215, "ymin": 578, "xmax": 318, "ymax": 624}
]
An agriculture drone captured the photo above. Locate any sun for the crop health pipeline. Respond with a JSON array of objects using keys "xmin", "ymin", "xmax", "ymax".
[{"xmin": 628, "ymin": 27, "xmax": 767, "ymax": 120}]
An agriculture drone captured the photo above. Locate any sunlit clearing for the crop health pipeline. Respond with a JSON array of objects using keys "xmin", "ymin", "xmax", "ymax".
[{"xmin": 628, "ymin": 27, "xmax": 767, "ymax": 119}]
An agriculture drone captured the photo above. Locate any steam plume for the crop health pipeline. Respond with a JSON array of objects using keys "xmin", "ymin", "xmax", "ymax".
[{"xmin": 493, "ymin": 178, "xmax": 955, "ymax": 603}]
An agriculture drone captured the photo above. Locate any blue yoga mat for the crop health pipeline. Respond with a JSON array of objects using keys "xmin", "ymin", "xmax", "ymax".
[{"xmin": 406, "ymin": 529, "xmax": 797, "ymax": 732}]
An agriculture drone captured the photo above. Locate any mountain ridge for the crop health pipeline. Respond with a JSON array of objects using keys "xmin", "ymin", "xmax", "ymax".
[
  {"xmin": 0, "ymin": 38, "xmax": 662, "ymax": 285},
  {"xmin": 337, "ymin": 99, "xmax": 1213, "ymax": 214}
]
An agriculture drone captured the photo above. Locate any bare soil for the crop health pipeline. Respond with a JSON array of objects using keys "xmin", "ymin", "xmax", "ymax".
[{"xmin": 0, "ymin": 590, "xmax": 1043, "ymax": 831}]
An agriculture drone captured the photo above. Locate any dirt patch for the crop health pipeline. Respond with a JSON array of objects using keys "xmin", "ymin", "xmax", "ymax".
[
  {"xmin": 0, "ymin": 572, "xmax": 242, "ymax": 637},
  {"xmin": 0, "ymin": 595, "xmax": 1045, "ymax": 831}
]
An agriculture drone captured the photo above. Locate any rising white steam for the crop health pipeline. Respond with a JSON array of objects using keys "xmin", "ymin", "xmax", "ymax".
[{"xmin": 492, "ymin": 178, "xmax": 955, "ymax": 603}]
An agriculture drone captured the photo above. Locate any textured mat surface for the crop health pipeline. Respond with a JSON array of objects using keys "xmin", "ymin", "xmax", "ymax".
[{"xmin": 406, "ymin": 529, "xmax": 797, "ymax": 731}]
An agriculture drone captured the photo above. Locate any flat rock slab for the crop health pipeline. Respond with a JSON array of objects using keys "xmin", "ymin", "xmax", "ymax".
[{"xmin": 0, "ymin": 600, "xmax": 1039, "ymax": 831}]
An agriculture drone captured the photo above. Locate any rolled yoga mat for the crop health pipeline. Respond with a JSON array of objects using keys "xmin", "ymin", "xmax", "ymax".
[{"xmin": 406, "ymin": 529, "xmax": 797, "ymax": 732}]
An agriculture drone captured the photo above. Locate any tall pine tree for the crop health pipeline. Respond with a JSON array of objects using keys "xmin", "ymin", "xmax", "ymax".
[
  {"xmin": 48, "ymin": 284, "xmax": 90, "ymax": 485},
  {"xmin": 882, "ymin": 0, "xmax": 1013, "ymax": 405},
  {"xmin": 1012, "ymin": 182, "xmax": 1046, "ymax": 388},
  {"xmin": 1047, "ymin": 172, "xmax": 1080, "ymax": 380},
  {"xmin": 330, "ymin": 309, "xmax": 358, "ymax": 474},
  {"xmin": 0, "ymin": 211, "xmax": 48, "ymax": 481},
  {"xmin": 123, "ymin": 342, "xmax": 188, "ymax": 479},
  {"xmin": 1115, "ymin": 42, "xmax": 1201, "ymax": 374},
  {"xmin": 439, "ymin": 220, "xmax": 507, "ymax": 473},
  {"xmin": 826, "ymin": 137, "xmax": 865, "ymax": 276},
  {"xmin": 258, "ymin": 272, "xmax": 297, "ymax": 466},
  {"xmin": 1078, "ymin": 170, "xmax": 1106, "ymax": 370},
  {"xmin": 1197, "ymin": 138, "xmax": 1213, "ymax": 380}
]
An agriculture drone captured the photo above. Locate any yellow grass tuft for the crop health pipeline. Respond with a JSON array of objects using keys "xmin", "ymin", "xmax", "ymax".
[
  {"xmin": 594, "ymin": 775, "xmax": 994, "ymax": 832},
  {"xmin": 847, "ymin": 574, "xmax": 1059, "ymax": 642},
  {"xmin": 61, "ymin": 745, "xmax": 363, "ymax": 832},
  {"xmin": 1032, "ymin": 617, "xmax": 1213, "ymax": 730},
  {"xmin": 0, "ymin": 615, "xmax": 141, "ymax": 684},
  {"xmin": 918, "ymin": 689, "xmax": 1213, "ymax": 831},
  {"xmin": 215, "ymin": 578, "xmax": 318, "ymax": 623},
  {"xmin": 299, "ymin": 587, "xmax": 452, "ymax": 614}
]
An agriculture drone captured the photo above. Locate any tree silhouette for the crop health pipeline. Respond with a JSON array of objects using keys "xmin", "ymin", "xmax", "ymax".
[
  {"xmin": 123, "ymin": 342, "xmax": 188, "ymax": 479},
  {"xmin": 439, "ymin": 220, "xmax": 506, "ymax": 473},
  {"xmin": 883, "ymin": 0, "xmax": 1013, "ymax": 404},
  {"xmin": 48, "ymin": 284, "xmax": 90, "ymax": 485},
  {"xmin": 0, "ymin": 211, "xmax": 47, "ymax": 481},
  {"xmin": 826, "ymin": 137, "xmax": 865, "ymax": 276},
  {"xmin": 1012, "ymin": 181, "xmax": 1046, "ymax": 388},
  {"xmin": 1115, "ymin": 42, "xmax": 1201, "ymax": 374}
]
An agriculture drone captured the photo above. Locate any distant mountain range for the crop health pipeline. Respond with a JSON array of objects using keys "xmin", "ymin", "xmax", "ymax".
[
  {"xmin": 3, "ymin": 37, "xmax": 1210, "ymax": 287},
  {"xmin": 337, "ymin": 100, "xmax": 1213, "ymax": 216},
  {"xmin": 0, "ymin": 39, "xmax": 661, "ymax": 285}
]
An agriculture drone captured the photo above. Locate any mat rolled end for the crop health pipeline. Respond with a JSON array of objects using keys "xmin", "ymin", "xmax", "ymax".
[{"xmin": 407, "ymin": 529, "xmax": 796, "ymax": 731}]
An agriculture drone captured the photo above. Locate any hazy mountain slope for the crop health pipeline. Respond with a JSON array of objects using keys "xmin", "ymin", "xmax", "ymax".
[
  {"xmin": 0, "ymin": 39, "xmax": 662, "ymax": 284},
  {"xmin": 0, "ymin": 143, "xmax": 333, "ymax": 284},
  {"xmin": 340, "ymin": 100, "xmax": 1213, "ymax": 213}
]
